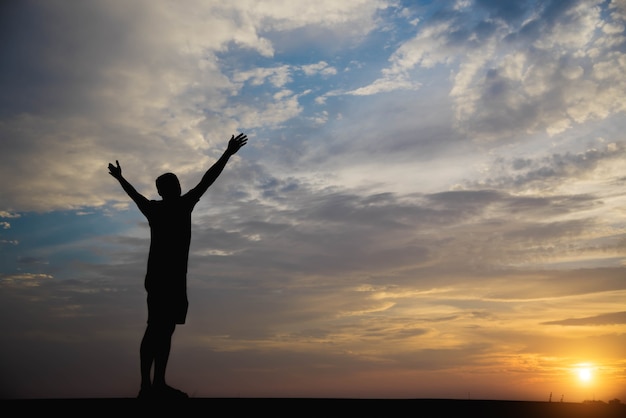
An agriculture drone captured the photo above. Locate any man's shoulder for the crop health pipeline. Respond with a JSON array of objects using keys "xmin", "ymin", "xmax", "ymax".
[
  {"xmin": 181, "ymin": 190, "xmax": 201, "ymax": 205},
  {"xmin": 144, "ymin": 199, "xmax": 160, "ymax": 208}
]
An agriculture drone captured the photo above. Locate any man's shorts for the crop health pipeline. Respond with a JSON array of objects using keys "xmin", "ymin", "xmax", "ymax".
[{"xmin": 147, "ymin": 291, "xmax": 188, "ymax": 325}]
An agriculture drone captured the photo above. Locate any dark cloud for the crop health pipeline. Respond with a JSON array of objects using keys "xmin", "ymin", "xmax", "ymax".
[
  {"xmin": 17, "ymin": 256, "xmax": 47, "ymax": 266},
  {"xmin": 472, "ymin": 143, "xmax": 626, "ymax": 192},
  {"xmin": 0, "ymin": 2, "xmax": 139, "ymax": 117}
]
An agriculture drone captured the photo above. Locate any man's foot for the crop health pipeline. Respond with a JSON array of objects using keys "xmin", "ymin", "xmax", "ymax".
[
  {"xmin": 151, "ymin": 384, "xmax": 189, "ymax": 399},
  {"xmin": 137, "ymin": 387, "xmax": 153, "ymax": 399}
]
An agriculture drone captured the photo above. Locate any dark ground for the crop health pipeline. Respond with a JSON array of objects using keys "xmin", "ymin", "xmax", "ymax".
[{"xmin": 4, "ymin": 398, "xmax": 626, "ymax": 417}]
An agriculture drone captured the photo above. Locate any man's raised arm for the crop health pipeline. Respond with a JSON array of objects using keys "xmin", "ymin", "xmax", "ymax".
[
  {"xmin": 188, "ymin": 133, "xmax": 248, "ymax": 200},
  {"xmin": 108, "ymin": 160, "xmax": 149, "ymax": 211}
]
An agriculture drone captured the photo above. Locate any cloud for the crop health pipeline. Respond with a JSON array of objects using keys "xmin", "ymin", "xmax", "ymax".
[
  {"xmin": 0, "ymin": 211, "xmax": 20, "ymax": 218},
  {"xmin": 471, "ymin": 142, "xmax": 626, "ymax": 192},
  {"xmin": 542, "ymin": 311, "xmax": 626, "ymax": 326},
  {"xmin": 0, "ymin": 273, "xmax": 54, "ymax": 287},
  {"xmin": 0, "ymin": 1, "xmax": 387, "ymax": 213},
  {"xmin": 454, "ymin": 0, "xmax": 626, "ymax": 138},
  {"xmin": 348, "ymin": 0, "xmax": 626, "ymax": 139},
  {"xmin": 181, "ymin": 170, "xmax": 623, "ymax": 293},
  {"xmin": 346, "ymin": 75, "xmax": 420, "ymax": 96},
  {"xmin": 3, "ymin": 0, "xmax": 625, "ymax": 214},
  {"xmin": 300, "ymin": 61, "xmax": 337, "ymax": 77},
  {"xmin": 17, "ymin": 256, "xmax": 49, "ymax": 266},
  {"xmin": 233, "ymin": 65, "xmax": 293, "ymax": 87}
]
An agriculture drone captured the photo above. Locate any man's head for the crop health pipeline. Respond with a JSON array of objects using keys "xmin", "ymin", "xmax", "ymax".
[{"xmin": 156, "ymin": 172, "xmax": 181, "ymax": 199}]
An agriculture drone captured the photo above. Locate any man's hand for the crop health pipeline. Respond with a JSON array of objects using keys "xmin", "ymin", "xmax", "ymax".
[
  {"xmin": 107, "ymin": 160, "xmax": 149, "ymax": 209},
  {"xmin": 108, "ymin": 160, "xmax": 123, "ymax": 180},
  {"xmin": 226, "ymin": 133, "xmax": 248, "ymax": 155}
]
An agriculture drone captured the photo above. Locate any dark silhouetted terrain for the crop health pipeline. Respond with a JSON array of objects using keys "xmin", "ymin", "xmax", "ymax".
[{"xmin": 4, "ymin": 398, "xmax": 626, "ymax": 417}]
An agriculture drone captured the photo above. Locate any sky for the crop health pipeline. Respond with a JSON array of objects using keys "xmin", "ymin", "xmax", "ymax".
[{"xmin": 1, "ymin": 0, "xmax": 625, "ymax": 402}]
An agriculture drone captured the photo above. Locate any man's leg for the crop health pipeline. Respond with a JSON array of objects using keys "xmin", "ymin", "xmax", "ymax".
[
  {"xmin": 149, "ymin": 322, "xmax": 188, "ymax": 398},
  {"xmin": 152, "ymin": 322, "xmax": 176, "ymax": 388},
  {"xmin": 139, "ymin": 325, "xmax": 157, "ymax": 392},
  {"xmin": 140, "ymin": 290, "xmax": 188, "ymax": 399}
]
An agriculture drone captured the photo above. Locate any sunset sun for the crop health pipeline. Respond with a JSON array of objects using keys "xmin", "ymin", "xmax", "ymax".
[{"xmin": 576, "ymin": 365, "xmax": 594, "ymax": 384}]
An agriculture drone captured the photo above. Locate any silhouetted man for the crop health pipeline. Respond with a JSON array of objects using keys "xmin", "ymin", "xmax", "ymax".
[{"xmin": 108, "ymin": 133, "xmax": 248, "ymax": 399}]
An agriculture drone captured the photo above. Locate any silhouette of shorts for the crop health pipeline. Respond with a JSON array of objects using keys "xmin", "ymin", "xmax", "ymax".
[{"xmin": 147, "ymin": 289, "xmax": 189, "ymax": 325}]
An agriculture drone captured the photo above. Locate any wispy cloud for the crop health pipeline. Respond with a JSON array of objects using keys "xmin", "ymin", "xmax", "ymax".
[{"xmin": 543, "ymin": 311, "xmax": 626, "ymax": 326}]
